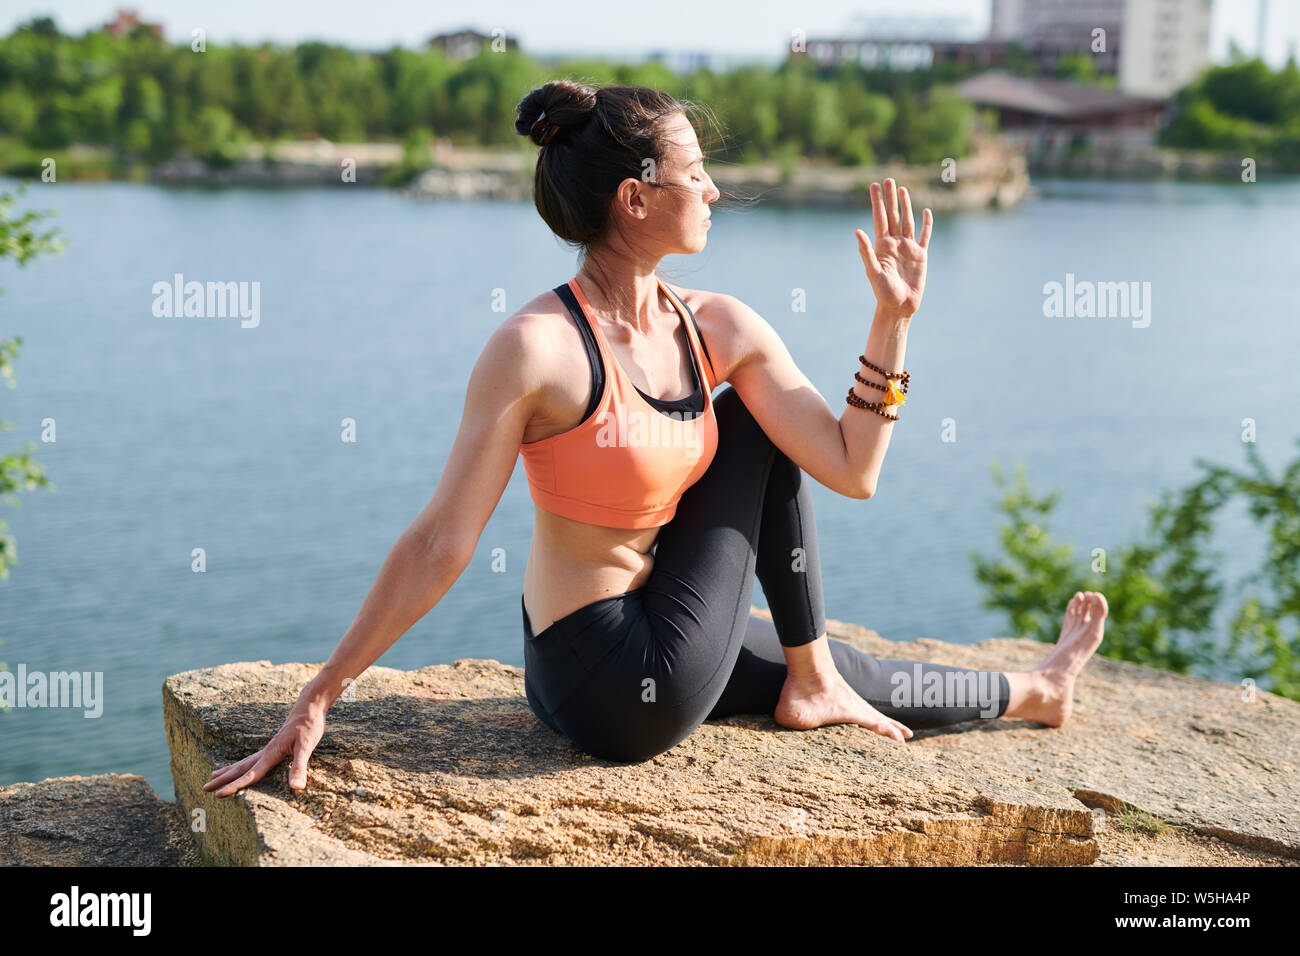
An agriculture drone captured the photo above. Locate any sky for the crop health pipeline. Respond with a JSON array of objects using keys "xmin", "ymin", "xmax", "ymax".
[{"xmin": 5, "ymin": 0, "xmax": 1299, "ymax": 67}]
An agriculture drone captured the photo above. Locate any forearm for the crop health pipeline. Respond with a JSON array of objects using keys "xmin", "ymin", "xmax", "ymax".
[
  {"xmin": 301, "ymin": 532, "xmax": 466, "ymax": 706},
  {"xmin": 838, "ymin": 306, "xmax": 911, "ymax": 497}
]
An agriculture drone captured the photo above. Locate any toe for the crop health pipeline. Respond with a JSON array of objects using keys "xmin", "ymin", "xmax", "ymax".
[{"xmin": 1094, "ymin": 591, "xmax": 1109, "ymax": 617}]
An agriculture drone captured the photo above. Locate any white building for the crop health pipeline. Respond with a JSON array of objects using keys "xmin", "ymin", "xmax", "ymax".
[
  {"xmin": 1117, "ymin": 0, "xmax": 1214, "ymax": 97},
  {"xmin": 989, "ymin": 0, "xmax": 1213, "ymax": 97},
  {"xmin": 989, "ymin": 0, "xmax": 1026, "ymax": 40}
]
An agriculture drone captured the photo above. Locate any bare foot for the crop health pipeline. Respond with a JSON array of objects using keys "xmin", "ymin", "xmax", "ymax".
[
  {"xmin": 775, "ymin": 671, "xmax": 913, "ymax": 743},
  {"xmin": 1007, "ymin": 591, "xmax": 1108, "ymax": 726}
]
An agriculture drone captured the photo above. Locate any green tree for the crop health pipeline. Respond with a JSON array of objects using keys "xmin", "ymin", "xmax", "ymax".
[
  {"xmin": 0, "ymin": 187, "xmax": 60, "ymax": 581},
  {"xmin": 972, "ymin": 443, "xmax": 1300, "ymax": 700},
  {"xmin": 910, "ymin": 86, "xmax": 973, "ymax": 164},
  {"xmin": 1159, "ymin": 58, "xmax": 1300, "ymax": 169},
  {"xmin": 0, "ymin": 19, "xmax": 987, "ymax": 171},
  {"xmin": 885, "ymin": 85, "xmax": 921, "ymax": 161},
  {"xmin": 1054, "ymin": 52, "xmax": 1098, "ymax": 85},
  {"xmin": 0, "ymin": 187, "xmax": 61, "ymax": 688}
]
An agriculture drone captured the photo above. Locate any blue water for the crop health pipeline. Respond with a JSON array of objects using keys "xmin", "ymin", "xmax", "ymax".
[{"xmin": 2, "ymin": 176, "xmax": 1297, "ymax": 799}]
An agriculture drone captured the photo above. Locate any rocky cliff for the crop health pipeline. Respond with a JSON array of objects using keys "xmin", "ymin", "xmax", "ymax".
[
  {"xmin": 3, "ymin": 610, "xmax": 1296, "ymax": 866},
  {"xmin": 160, "ymin": 611, "xmax": 1299, "ymax": 866}
]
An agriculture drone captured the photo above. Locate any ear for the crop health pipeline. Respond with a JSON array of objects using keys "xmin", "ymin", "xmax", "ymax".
[{"xmin": 616, "ymin": 176, "xmax": 651, "ymax": 221}]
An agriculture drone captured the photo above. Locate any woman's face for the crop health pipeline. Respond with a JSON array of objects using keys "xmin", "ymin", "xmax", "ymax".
[{"xmin": 641, "ymin": 111, "xmax": 719, "ymax": 255}]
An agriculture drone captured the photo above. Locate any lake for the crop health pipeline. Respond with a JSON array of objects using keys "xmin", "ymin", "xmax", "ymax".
[{"xmin": 2, "ymin": 175, "xmax": 1298, "ymax": 799}]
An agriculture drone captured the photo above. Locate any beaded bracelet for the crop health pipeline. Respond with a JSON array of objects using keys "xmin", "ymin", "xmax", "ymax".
[
  {"xmin": 860, "ymin": 356, "xmax": 909, "ymax": 394},
  {"xmin": 845, "ymin": 387, "xmax": 900, "ymax": 420},
  {"xmin": 857, "ymin": 356, "xmax": 909, "ymax": 405},
  {"xmin": 847, "ymin": 354, "xmax": 909, "ymax": 420},
  {"xmin": 853, "ymin": 370, "xmax": 909, "ymax": 405},
  {"xmin": 859, "ymin": 355, "xmax": 909, "ymax": 384}
]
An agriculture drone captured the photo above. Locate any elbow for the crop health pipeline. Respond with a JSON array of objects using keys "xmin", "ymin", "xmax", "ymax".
[
  {"xmin": 435, "ymin": 540, "xmax": 475, "ymax": 574},
  {"xmin": 846, "ymin": 477, "xmax": 876, "ymax": 500},
  {"xmin": 406, "ymin": 529, "xmax": 473, "ymax": 573}
]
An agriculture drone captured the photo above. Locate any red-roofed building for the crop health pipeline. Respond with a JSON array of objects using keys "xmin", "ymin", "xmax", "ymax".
[
  {"xmin": 104, "ymin": 9, "xmax": 163, "ymax": 39},
  {"xmin": 957, "ymin": 69, "xmax": 1167, "ymax": 149}
]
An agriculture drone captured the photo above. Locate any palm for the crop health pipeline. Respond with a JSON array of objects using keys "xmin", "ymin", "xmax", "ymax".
[{"xmin": 856, "ymin": 179, "xmax": 932, "ymax": 317}]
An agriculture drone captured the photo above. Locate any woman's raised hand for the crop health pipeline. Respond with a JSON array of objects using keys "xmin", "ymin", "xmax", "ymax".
[
  {"xmin": 856, "ymin": 178, "xmax": 932, "ymax": 319},
  {"xmin": 202, "ymin": 691, "xmax": 329, "ymax": 797}
]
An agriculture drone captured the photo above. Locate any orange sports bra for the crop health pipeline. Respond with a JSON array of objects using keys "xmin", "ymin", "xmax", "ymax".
[{"xmin": 518, "ymin": 276, "xmax": 720, "ymax": 529}]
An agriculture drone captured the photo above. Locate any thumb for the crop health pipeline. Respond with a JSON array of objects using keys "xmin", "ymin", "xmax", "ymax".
[{"xmin": 856, "ymin": 228, "xmax": 881, "ymax": 278}]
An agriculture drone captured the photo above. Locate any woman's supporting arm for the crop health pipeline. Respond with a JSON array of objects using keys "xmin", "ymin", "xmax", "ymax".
[
  {"xmin": 301, "ymin": 531, "xmax": 470, "ymax": 706},
  {"xmin": 204, "ymin": 314, "xmax": 549, "ymax": 797}
]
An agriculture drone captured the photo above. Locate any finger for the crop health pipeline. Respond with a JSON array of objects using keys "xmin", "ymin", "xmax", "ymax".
[
  {"xmin": 869, "ymin": 182, "xmax": 888, "ymax": 240},
  {"xmin": 884, "ymin": 178, "xmax": 901, "ymax": 236},
  {"xmin": 288, "ymin": 738, "xmax": 315, "ymax": 790},
  {"xmin": 856, "ymin": 228, "xmax": 881, "ymax": 277},
  {"xmin": 208, "ymin": 751, "xmax": 258, "ymax": 778},
  {"xmin": 918, "ymin": 208, "xmax": 933, "ymax": 248},
  {"xmin": 213, "ymin": 750, "xmax": 280, "ymax": 799},
  {"xmin": 899, "ymin": 185, "xmax": 915, "ymax": 239},
  {"xmin": 203, "ymin": 752, "xmax": 262, "ymax": 791}
]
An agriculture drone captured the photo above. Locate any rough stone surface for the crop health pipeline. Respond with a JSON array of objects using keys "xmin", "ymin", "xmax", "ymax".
[
  {"xmin": 170, "ymin": 604, "xmax": 1300, "ymax": 867},
  {"xmin": 809, "ymin": 614, "xmax": 1300, "ymax": 861},
  {"xmin": 0, "ymin": 773, "xmax": 197, "ymax": 866},
  {"xmin": 165, "ymin": 650, "xmax": 1097, "ymax": 865}
]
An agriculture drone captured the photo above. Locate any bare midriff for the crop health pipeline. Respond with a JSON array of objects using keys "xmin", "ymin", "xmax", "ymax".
[
  {"xmin": 519, "ymin": 280, "xmax": 712, "ymax": 635},
  {"xmin": 522, "ymin": 505, "xmax": 664, "ymax": 635}
]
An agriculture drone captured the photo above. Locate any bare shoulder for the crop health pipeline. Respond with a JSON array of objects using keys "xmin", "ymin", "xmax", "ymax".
[
  {"xmin": 480, "ymin": 288, "xmax": 588, "ymax": 387},
  {"xmin": 478, "ymin": 288, "xmax": 595, "ymax": 439},
  {"xmin": 658, "ymin": 281, "xmax": 773, "ymax": 384}
]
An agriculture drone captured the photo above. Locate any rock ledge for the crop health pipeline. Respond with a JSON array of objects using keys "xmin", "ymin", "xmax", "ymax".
[{"xmin": 161, "ymin": 613, "xmax": 1300, "ymax": 866}]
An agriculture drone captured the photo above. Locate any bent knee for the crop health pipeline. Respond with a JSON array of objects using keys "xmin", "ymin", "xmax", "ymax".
[
  {"xmin": 561, "ymin": 716, "xmax": 694, "ymax": 764},
  {"xmin": 713, "ymin": 385, "xmax": 772, "ymax": 445}
]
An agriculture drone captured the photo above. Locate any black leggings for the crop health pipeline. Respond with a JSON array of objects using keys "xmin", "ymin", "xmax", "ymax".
[{"xmin": 522, "ymin": 385, "xmax": 1011, "ymax": 762}]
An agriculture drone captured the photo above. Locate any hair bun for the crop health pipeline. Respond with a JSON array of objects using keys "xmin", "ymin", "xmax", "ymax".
[{"xmin": 515, "ymin": 80, "xmax": 598, "ymax": 146}]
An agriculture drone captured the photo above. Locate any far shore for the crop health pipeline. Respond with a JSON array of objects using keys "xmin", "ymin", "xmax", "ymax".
[
  {"xmin": 0, "ymin": 134, "xmax": 1030, "ymax": 211},
  {"xmin": 2, "ymin": 133, "xmax": 1279, "ymax": 209}
]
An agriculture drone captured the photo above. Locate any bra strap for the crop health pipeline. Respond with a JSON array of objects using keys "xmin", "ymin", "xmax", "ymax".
[
  {"xmin": 658, "ymin": 280, "xmax": 717, "ymax": 390},
  {"xmin": 554, "ymin": 282, "xmax": 604, "ymax": 423}
]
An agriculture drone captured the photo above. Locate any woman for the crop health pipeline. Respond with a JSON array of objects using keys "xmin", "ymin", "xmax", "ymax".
[{"xmin": 206, "ymin": 81, "xmax": 1108, "ymax": 797}]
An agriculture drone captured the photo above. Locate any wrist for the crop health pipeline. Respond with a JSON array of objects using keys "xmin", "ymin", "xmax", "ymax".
[
  {"xmin": 303, "ymin": 664, "xmax": 351, "ymax": 708},
  {"xmin": 873, "ymin": 305, "xmax": 913, "ymax": 327}
]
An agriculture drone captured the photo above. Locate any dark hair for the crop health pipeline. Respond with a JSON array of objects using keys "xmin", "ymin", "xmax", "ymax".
[{"xmin": 514, "ymin": 80, "xmax": 730, "ymax": 250}]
